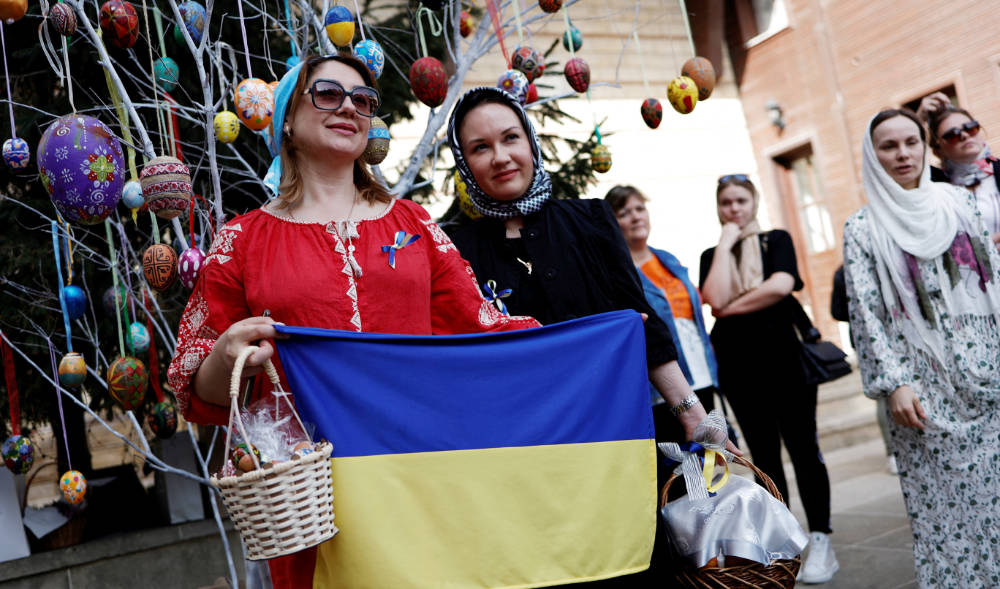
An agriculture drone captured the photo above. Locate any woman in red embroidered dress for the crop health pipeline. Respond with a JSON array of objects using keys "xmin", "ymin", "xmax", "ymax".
[{"xmin": 166, "ymin": 55, "xmax": 537, "ymax": 588}]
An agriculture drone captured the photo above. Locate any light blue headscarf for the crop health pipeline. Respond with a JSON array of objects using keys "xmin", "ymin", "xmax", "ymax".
[{"xmin": 263, "ymin": 60, "xmax": 305, "ymax": 197}]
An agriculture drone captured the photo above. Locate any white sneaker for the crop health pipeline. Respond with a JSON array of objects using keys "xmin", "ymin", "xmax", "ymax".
[{"xmin": 801, "ymin": 531, "xmax": 839, "ymax": 584}]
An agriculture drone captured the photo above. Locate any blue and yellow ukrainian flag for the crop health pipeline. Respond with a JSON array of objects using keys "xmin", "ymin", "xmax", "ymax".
[{"xmin": 275, "ymin": 310, "xmax": 655, "ymax": 588}]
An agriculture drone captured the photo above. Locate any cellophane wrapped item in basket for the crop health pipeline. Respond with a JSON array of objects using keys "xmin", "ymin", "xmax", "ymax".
[
  {"xmin": 658, "ymin": 411, "xmax": 808, "ymax": 569},
  {"xmin": 220, "ymin": 392, "xmax": 319, "ymax": 477}
]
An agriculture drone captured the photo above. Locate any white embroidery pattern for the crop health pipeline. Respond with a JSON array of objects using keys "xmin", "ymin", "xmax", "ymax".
[
  {"xmin": 168, "ymin": 290, "xmax": 218, "ymax": 415},
  {"xmin": 422, "ymin": 218, "xmax": 457, "ymax": 253},
  {"xmin": 465, "ymin": 265, "xmax": 506, "ymax": 327},
  {"xmin": 205, "ymin": 223, "xmax": 243, "ymax": 266},
  {"xmin": 326, "ymin": 222, "xmax": 362, "ymax": 332}
]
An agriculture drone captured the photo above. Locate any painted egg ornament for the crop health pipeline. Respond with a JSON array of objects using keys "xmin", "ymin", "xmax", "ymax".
[
  {"xmin": 122, "ymin": 179, "xmax": 144, "ymax": 209},
  {"xmin": 234, "ymin": 78, "xmax": 274, "ymax": 131},
  {"xmin": 142, "ymin": 243, "xmax": 179, "ymax": 292},
  {"xmin": 525, "ymin": 83, "xmax": 538, "ymax": 105},
  {"xmin": 48, "ymin": 2, "xmax": 77, "ymax": 35},
  {"xmin": 363, "ymin": 117, "xmax": 390, "ymax": 166},
  {"xmin": 176, "ymin": 1, "xmax": 206, "ymax": 45},
  {"xmin": 99, "ymin": 0, "xmax": 139, "ymax": 49},
  {"xmin": 60, "ymin": 470, "xmax": 87, "ymax": 504},
  {"xmin": 538, "ymin": 0, "xmax": 561, "ymax": 13},
  {"xmin": 455, "ymin": 171, "xmax": 481, "ymax": 220},
  {"xmin": 667, "ymin": 75, "xmax": 698, "ymax": 114},
  {"xmin": 3, "ymin": 137, "xmax": 30, "ymax": 170},
  {"xmin": 129, "ymin": 321, "xmax": 151, "ymax": 354},
  {"xmin": 324, "ymin": 6, "xmax": 355, "ymax": 47},
  {"xmin": 2, "ymin": 435, "xmax": 34, "ymax": 474},
  {"xmin": 511, "ymin": 46, "xmax": 543, "ymax": 82},
  {"xmin": 681, "ymin": 56, "xmax": 716, "ymax": 101},
  {"xmin": 640, "ymin": 98, "xmax": 662, "ymax": 129},
  {"xmin": 153, "ymin": 57, "xmax": 180, "ymax": 93},
  {"xmin": 591, "ymin": 144, "xmax": 612, "ymax": 173},
  {"xmin": 0, "ymin": 0, "xmax": 26, "ymax": 23},
  {"xmin": 58, "ymin": 352, "xmax": 88, "ymax": 388},
  {"xmin": 147, "ymin": 400, "xmax": 178, "ymax": 439},
  {"xmin": 213, "ymin": 111, "xmax": 240, "ymax": 144},
  {"xmin": 564, "ymin": 57, "xmax": 590, "ymax": 93},
  {"xmin": 62, "ymin": 285, "xmax": 88, "ymax": 320},
  {"xmin": 107, "ymin": 356, "xmax": 148, "ymax": 410},
  {"xmin": 459, "ymin": 11, "xmax": 474, "ymax": 38},
  {"xmin": 292, "ymin": 441, "xmax": 315, "ymax": 458},
  {"xmin": 102, "ymin": 285, "xmax": 127, "ymax": 316},
  {"xmin": 140, "ymin": 155, "xmax": 192, "ymax": 219},
  {"xmin": 38, "ymin": 115, "xmax": 124, "ymax": 225},
  {"xmin": 409, "ymin": 57, "xmax": 448, "ymax": 108},
  {"xmin": 178, "ymin": 247, "xmax": 206, "ymax": 289},
  {"xmin": 353, "ymin": 39, "xmax": 385, "ymax": 80},
  {"xmin": 562, "ymin": 25, "xmax": 582, "ymax": 52},
  {"xmin": 497, "ymin": 69, "xmax": 529, "ymax": 105},
  {"xmin": 232, "ymin": 443, "xmax": 261, "ymax": 472}
]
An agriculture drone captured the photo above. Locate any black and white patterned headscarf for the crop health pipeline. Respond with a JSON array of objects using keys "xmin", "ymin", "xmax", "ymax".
[{"xmin": 447, "ymin": 87, "xmax": 552, "ymax": 219}]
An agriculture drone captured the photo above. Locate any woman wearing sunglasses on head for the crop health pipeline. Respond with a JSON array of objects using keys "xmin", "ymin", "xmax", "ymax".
[
  {"xmin": 167, "ymin": 55, "xmax": 539, "ymax": 589},
  {"xmin": 700, "ymin": 174, "xmax": 838, "ymax": 584}
]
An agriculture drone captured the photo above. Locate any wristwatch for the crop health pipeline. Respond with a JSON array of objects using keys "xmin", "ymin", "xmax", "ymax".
[{"xmin": 670, "ymin": 393, "xmax": 701, "ymax": 417}]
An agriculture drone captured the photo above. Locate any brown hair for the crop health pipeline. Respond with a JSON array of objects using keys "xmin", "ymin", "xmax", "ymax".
[
  {"xmin": 927, "ymin": 105, "xmax": 976, "ymax": 152},
  {"xmin": 603, "ymin": 185, "xmax": 645, "ymax": 213},
  {"xmin": 716, "ymin": 175, "xmax": 759, "ymax": 201},
  {"xmin": 275, "ymin": 53, "xmax": 392, "ymax": 209},
  {"xmin": 869, "ymin": 108, "xmax": 926, "ymax": 143}
]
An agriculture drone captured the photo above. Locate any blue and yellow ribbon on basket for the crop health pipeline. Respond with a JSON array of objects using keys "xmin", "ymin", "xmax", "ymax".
[{"xmin": 659, "ymin": 410, "xmax": 732, "ymax": 497}]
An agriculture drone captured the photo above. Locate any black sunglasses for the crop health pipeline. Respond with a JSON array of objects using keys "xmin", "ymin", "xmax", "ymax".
[
  {"xmin": 718, "ymin": 174, "xmax": 749, "ymax": 184},
  {"xmin": 940, "ymin": 120, "xmax": 980, "ymax": 145},
  {"xmin": 304, "ymin": 79, "xmax": 380, "ymax": 117}
]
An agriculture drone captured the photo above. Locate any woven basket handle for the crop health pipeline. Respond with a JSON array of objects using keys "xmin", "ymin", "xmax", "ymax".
[{"xmin": 660, "ymin": 455, "xmax": 784, "ymax": 509}]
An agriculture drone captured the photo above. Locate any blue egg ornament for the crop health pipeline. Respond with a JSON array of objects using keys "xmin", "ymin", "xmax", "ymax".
[
  {"xmin": 562, "ymin": 25, "xmax": 582, "ymax": 52},
  {"xmin": 129, "ymin": 321, "xmax": 150, "ymax": 354},
  {"xmin": 153, "ymin": 57, "xmax": 180, "ymax": 92},
  {"xmin": 122, "ymin": 179, "xmax": 144, "ymax": 209},
  {"xmin": 324, "ymin": 6, "xmax": 355, "ymax": 47},
  {"xmin": 2, "ymin": 435, "xmax": 34, "ymax": 474},
  {"xmin": 61, "ymin": 285, "xmax": 88, "ymax": 320},
  {"xmin": 175, "ymin": 1, "xmax": 205, "ymax": 45},
  {"xmin": 3, "ymin": 137, "xmax": 30, "ymax": 169},
  {"xmin": 353, "ymin": 39, "xmax": 385, "ymax": 79},
  {"xmin": 103, "ymin": 285, "xmax": 127, "ymax": 316},
  {"xmin": 147, "ymin": 400, "xmax": 178, "ymax": 438},
  {"xmin": 497, "ymin": 69, "xmax": 529, "ymax": 105}
]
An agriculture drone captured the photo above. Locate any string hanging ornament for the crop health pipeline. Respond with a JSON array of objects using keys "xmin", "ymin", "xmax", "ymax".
[{"xmin": 1, "ymin": 332, "xmax": 34, "ymax": 475}]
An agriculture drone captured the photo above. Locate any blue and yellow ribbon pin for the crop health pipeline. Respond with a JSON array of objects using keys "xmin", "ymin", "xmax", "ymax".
[
  {"xmin": 381, "ymin": 231, "xmax": 421, "ymax": 269},
  {"xmin": 482, "ymin": 280, "xmax": 512, "ymax": 315}
]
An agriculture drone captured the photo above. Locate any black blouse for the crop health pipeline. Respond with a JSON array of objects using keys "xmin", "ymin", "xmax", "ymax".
[{"xmin": 447, "ymin": 198, "xmax": 677, "ymax": 368}]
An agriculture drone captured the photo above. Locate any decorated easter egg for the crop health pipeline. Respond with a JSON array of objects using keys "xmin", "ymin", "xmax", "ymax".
[
  {"xmin": 48, "ymin": 2, "xmax": 77, "ymax": 36},
  {"xmin": 176, "ymin": 1, "xmax": 206, "ymax": 45},
  {"xmin": 140, "ymin": 155, "xmax": 191, "ymax": 219},
  {"xmin": 362, "ymin": 117, "xmax": 390, "ymax": 166},
  {"xmin": 121, "ymin": 179, "xmax": 144, "ymax": 209},
  {"xmin": 2, "ymin": 435, "xmax": 33, "ymax": 474},
  {"xmin": 62, "ymin": 285, "xmax": 88, "ymax": 320},
  {"xmin": 0, "ymin": 0, "xmax": 27, "ymax": 23},
  {"xmin": 58, "ymin": 352, "xmax": 88, "ymax": 388},
  {"xmin": 353, "ymin": 39, "xmax": 385, "ymax": 80},
  {"xmin": 60, "ymin": 470, "xmax": 87, "ymax": 504},
  {"xmin": 178, "ymin": 247, "xmax": 206, "ymax": 289},
  {"xmin": 538, "ymin": 0, "xmax": 561, "ymax": 13},
  {"xmin": 564, "ymin": 57, "xmax": 590, "ymax": 93},
  {"xmin": 667, "ymin": 75, "xmax": 698, "ymax": 114},
  {"xmin": 454, "ymin": 171, "xmax": 481, "ymax": 220},
  {"xmin": 681, "ymin": 56, "xmax": 716, "ymax": 100},
  {"xmin": 232, "ymin": 443, "xmax": 261, "ymax": 472},
  {"xmin": 213, "ymin": 111, "xmax": 240, "ymax": 144},
  {"xmin": 409, "ymin": 57, "xmax": 448, "ymax": 108},
  {"xmin": 525, "ymin": 83, "xmax": 538, "ymax": 105},
  {"xmin": 459, "ymin": 11, "xmax": 474, "ymax": 37},
  {"xmin": 292, "ymin": 441, "xmax": 314, "ymax": 458},
  {"xmin": 153, "ymin": 57, "xmax": 180, "ymax": 93},
  {"xmin": 37, "ymin": 115, "xmax": 124, "ymax": 225},
  {"xmin": 324, "ymin": 6, "xmax": 354, "ymax": 47},
  {"xmin": 3, "ymin": 137, "xmax": 30, "ymax": 170},
  {"xmin": 147, "ymin": 400, "xmax": 178, "ymax": 439},
  {"xmin": 107, "ymin": 356, "xmax": 147, "ymax": 410},
  {"xmin": 99, "ymin": 0, "xmax": 139, "ymax": 49},
  {"xmin": 640, "ymin": 98, "xmax": 662, "ymax": 129},
  {"xmin": 142, "ymin": 243, "xmax": 178, "ymax": 292},
  {"xmin": 512, "ymin": 46, "xmax": 543, "ymax": 82},
  {"xmin": 267, "ymin": 80, "xmax": 279, "ymax": 94},
  {"xmin": 562, "ymin": 25, "xmax": 582, "ymax": 52},
  {"xmin": 497, "ymin": 69, "xmax": 529, "ymax": 105},
  {"xmin": 234, "ymin": 78, "xmax": 274, "ymax": 131},
  {"xmin": 102, "ymin": 285, "xmax": 126, "ymax": 316},
  {"xmin": 129, "ymin": 321, "xmax": 150, "ymax": 354},
  {"xmin": 591, "ymin": 144, "xmax": 612, "ymax": 173}
]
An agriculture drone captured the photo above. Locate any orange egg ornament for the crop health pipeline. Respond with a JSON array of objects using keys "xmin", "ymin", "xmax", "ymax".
[
  {"xmin": 234, "ymin": 78, "xmax": 274, "ymax": 131},
  {"xmin": 681, "ymin": 56, "xmax": 716, "ymax": 101},
  {"xmin": 0, "ymin": 0, "xmax": 27, "ymax": 23},
  {"xmin": 667, "ymin": 76, "xmax": 698, "ymax": 115}
]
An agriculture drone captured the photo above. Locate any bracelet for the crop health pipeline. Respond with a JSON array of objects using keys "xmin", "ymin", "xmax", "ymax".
[{"xmin": 670, "ymin": 393, "xmax": 701, "ymax": 417}]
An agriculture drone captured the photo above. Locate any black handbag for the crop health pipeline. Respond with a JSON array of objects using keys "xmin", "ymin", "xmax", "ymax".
[{"xmin": 789, "ymin": 298, "xmax": 852, "ymax": 385}]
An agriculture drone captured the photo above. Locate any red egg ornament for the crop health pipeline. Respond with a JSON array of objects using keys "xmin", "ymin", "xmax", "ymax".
[
  {"xmin": 538, "ymin": 0, "xmax": 561, "ymax": 13},
  {"xmin": 409, "ymin": 57, "xmax": 448, "ymax": 108},
  {"xmin": 142, "ymin": 243, "xmax": 179, "ymax": 292},
  {"xmin": 640, "ymin": 98, "xmax": 662, "ymax": 129},
  {"xmin": 107, "ymin": 356, "xmax": 148, "ymax": 410},
  {"xmin": 48, "ymin": 2, "xmax": 77, "ymax": 36},
  {"xmin": 564, "ymin": 58, "xmax": 590, "ymax": 93},
  {"xmin": 140, "ymin": 155, "xmax": 192, "ymax": 219},
  {"xmin": 525, "ymin": 83, "xmax": 539, "ymax": 105},
  {"xmin": 681, "ymin": 56, "xmax": 716, "ymax": 101},
  {"xmin": 100, "ymin": 0, "xmax": 139, "ymax": 49},
  {"xmin": 459, "ymin": 11, "xmax": 474, "ymax": 37}
]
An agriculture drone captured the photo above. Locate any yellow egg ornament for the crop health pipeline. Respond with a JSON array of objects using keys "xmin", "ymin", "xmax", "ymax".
[
  {"xmin": 667, "ymin": 76, "xmax": 698, "ymax": 115},
  {"xmin": 455, "ymin": 171, "xmax": 482, "ymax": 220},
  {"xmin": 591, "ymin": 144, "xmax": 612, "ymax": 173},
  {"xmin": 214, "ymin": 111, "xmax": 240, "ymax": 143},
  {"xmin": 60, "ymin": 470, "xmax": 87, "ymax": 505}
]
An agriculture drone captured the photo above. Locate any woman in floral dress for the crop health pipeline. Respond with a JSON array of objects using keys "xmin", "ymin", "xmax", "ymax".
[{"xmin": 844, "ymin": 108, "xmax": 1000, "ymax": 587}]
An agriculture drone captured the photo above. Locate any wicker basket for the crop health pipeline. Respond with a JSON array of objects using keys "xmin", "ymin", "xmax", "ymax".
[
  {"xmin": 660, "ymin": 455, "xmax": 802, "ymax": 588},
  {"xmin": 210, "ymin": 346, "xmax": 338, "ymax": 560}
]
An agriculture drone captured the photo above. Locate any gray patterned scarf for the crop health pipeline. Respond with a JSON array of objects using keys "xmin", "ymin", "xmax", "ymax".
[{"xmin": 943, "ymin": 145, "xmax": 995, "ymax": 188}]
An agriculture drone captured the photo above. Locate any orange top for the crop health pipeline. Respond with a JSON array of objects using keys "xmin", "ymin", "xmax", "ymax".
[{"xmin": 640, "ymin": 256, "xmax": 694, "ymax": 321}]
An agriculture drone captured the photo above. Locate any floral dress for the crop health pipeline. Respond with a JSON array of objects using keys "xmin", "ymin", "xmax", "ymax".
[{"xmin": 843, "ymin": 199, "xmax": 1000, "ymax": 588}]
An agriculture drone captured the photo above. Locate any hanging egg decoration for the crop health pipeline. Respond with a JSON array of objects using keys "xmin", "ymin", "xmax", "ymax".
[
  {"xmin": 232, "ymin": 442, "xmax": 261, "ymax": 472},
  {"xmin": 667, "ymin": 75, "xmax": 698, "ymax": 114},
  {"xmin": 234, "ymin": 78, "xmax": 274, "ymax": 131},
  {"xmin": 454, "ymin": 171, "xmax": 481, "ymax": 220},
  {"xmin": 48, "ymin": 2, "xmax": 77, "ymax": 36},
  {"xmin": 102, "ymin": 285, "xmax": 126, "ymax": 316},
  {"xmin": 362, "ymin": 117, "xmax": 390, "ymax": 166},
  {"xmin": 177, "ymin": 247, "xmax": 206, "ymax": 289},
  {"xmin": 99, "ymin": 0, "xmax": 139, "ymax": 49},
  {"xmin": 2, "ymin": 435, "xmax": 34, "ymax": 474},
  {"xmin": 0, "ymin": 0, "xmax": 26, "ymax": 23},
  {"xmin": 128, "ymin": 321, "xmax": 151, "ymax": 354},
  {"xmin": 409, "ymin": 57, "xmax": 448, "ymax": 108},
  {"xmin": 213, "ymin": 111, "xmax": 240, "ymax": 144},
  {"xmin": 107, "ymin": 356, "xmax": 148, "ymax": 410},
  {"xmin": 58, "ymin": 352, "xmax": 88, "ymax": 388},
  {"xmin": 640, "ymin": 98, "xmax": 662, "ymax": 129},
  {"xmin": 591, "ymin": 144, "xmax": 612, "ymax": 173},
  {"xmin": 142, "ymin": 243, "xmax": 179, "ymax": 292},
  {"xmin": 525, "ymin": 83, "xmax": 538, "ymax": 105},
  {"xmin": 153, "ymin": 57, "xmax": 180, "ymax": 93},
  {"xmin": 497, "ymin": 69, "xmax": 529, "ymax": 105},
  {"xmin": 353, "ymin": 39, "xmax": 385, "ymax": 80},
  {"xmin": 2, "ymin": 137, "xmax": 30, "ymax": 170},
  {"xmin": 148, "ymin": 400, "xmax": 178, "ymax": 439},
  {"xmin": 140, "ymin": 155, "xmax": 192, "ymax": 219},
  {"xmin": 60, "ymin": 470, "xmax": 87, "ymax": 505},
  {"xmin": 121, "ymin": 179, "xmax": 144, "ymax": 209},
  {"xmin": 324, "ymin": 6, "xmax": 355, "ymax": 47},
  {"xmin": 681, "ymin": 56, "xmax": 716, "ymax": 101},
  {"xmin": 562, "ymin": 25, "xmax": 582, "ymax": 52},
  {"xmin": 564, "ymin": 57, "xmax": 590, "ymax": 93},
  {"xmin": 511, "ymin": 46, "xmax": 544, "ymax": 82},
  {"xmin": 538, "ymin": 0, "xmax": 561, "ymax": 13},
  {"xmin": 37, "ymin": 115, "xmax": 124, "ymax": 225},
  {"xmin": 459, "ymin": 11, "xmax": 474, "ymax": 38},
  {"xmin": 176, "ymin": 1, "xmax": 206, "ymax": 45},
  {"xmin": 62, "ymin": 285, "xmax": 88, "ymax": 320}
]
